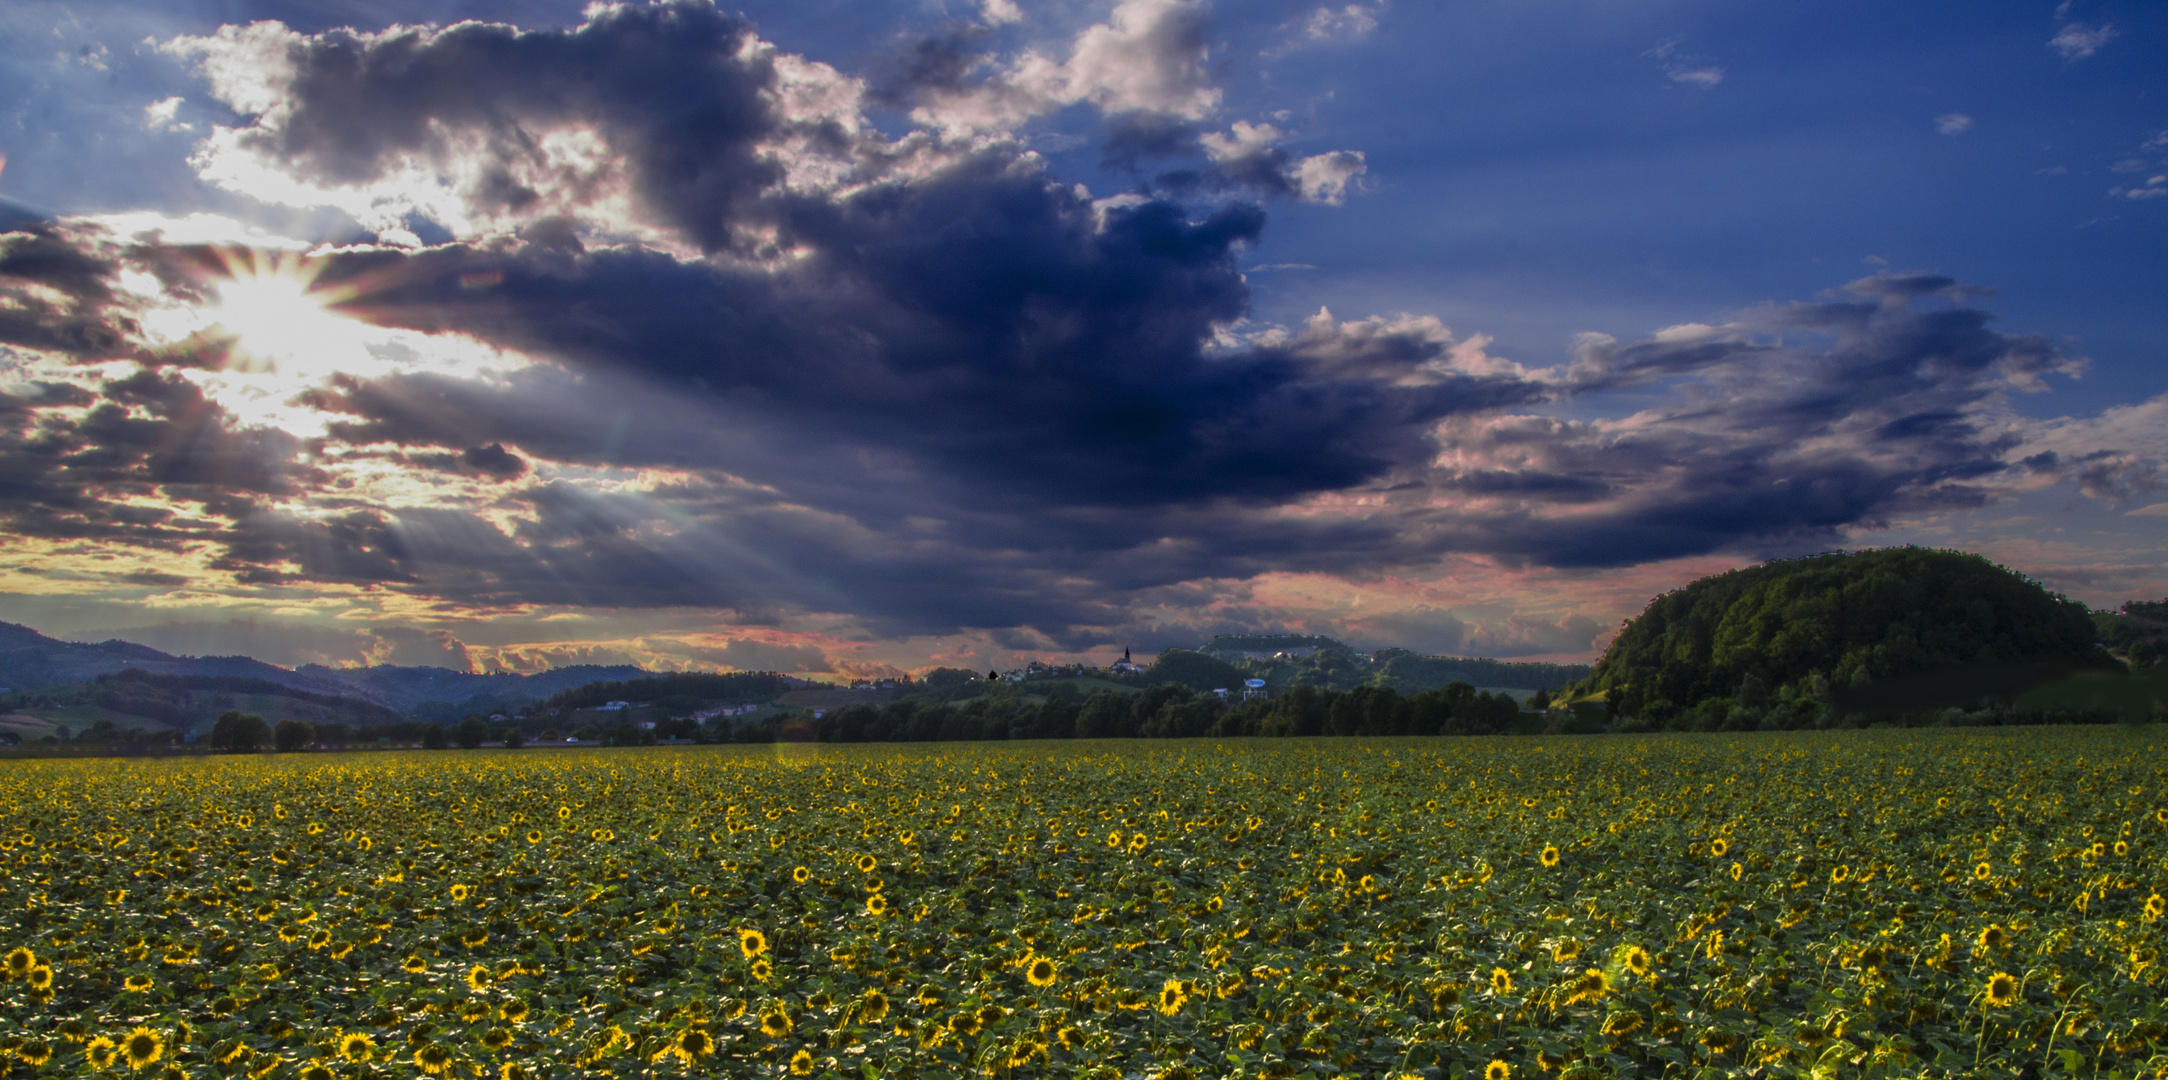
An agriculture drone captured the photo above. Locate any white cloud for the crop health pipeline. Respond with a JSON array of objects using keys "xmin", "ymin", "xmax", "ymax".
[
  {"xmin": 915, "ymin": 0, "xmax": 1220, "ymax": 133},
  {"xmin": 1301, "ymin": 3, "xmax": 1383, "ymax": 43},
  {"xmin": 142, "ymin": 96, "xmax": 189, "ymax": 132},
  {"xmin": 1667, "ymin": 67, "xmax": 1723, "ymax": 89},
  {"xmin": 2048, "ymin": 22, "xmax": 2115, "ymax": 60},
  {"xmin": 1935, "ymin": 113, "xmax": 1974, "ymax": 136},
  {"xmin": 981, "ymin": 0, "xmax": 1023, "ymax": 25},
  {"xmin": 1290, "ymin": 150, "xmax": 1366, "ymax": 204},
  {"xmin": 2126, "ymin": 503, "xmax": 2168, "ymax": 517}
]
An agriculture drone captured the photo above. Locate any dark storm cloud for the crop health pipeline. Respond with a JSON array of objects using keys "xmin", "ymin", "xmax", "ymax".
[
  {"xmin": 209, "ymin": 0, "xmax": 796, "ymax": 253},
  {"xmin": 0, "ymin": 226, "xmax": 134, "ymax": 358},
  {"xmin": 311, "ymin": 165, "xmax": 1536, "ymax": 509},
  {"xmin": 0, "ymin": 361, "xmax": 314, "ymax": 552}
]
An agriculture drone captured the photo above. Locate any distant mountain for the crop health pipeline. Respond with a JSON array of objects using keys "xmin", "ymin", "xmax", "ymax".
[{"xmin": 0, "ymin": 621, "xmax": 653, "ymax": 712}]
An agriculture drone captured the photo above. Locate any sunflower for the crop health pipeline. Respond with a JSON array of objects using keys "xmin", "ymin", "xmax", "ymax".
[
  {"xmin": 1216, "ymin": 972, "xmax": 1245, "ymax": 999},
  {"xmin": 414, "ymin": 1043, "xmax": 456, "ymax": 1075},
  {"xmin": 760, "ymin": 1009, "xmax": 793, "ymax": 1039},
  {"xmin": 1601, "ymin": 1011, "xmax": 1645, "ymax": 1037},
  {"xmin": 1157, "ymin": 978, "xmax": 1189, "ymax": 1015},
  {"xmin": 525, "ymin": 831, "xmax": 542, "ymax": 844},
  {"xmin": 792, "ymin": 866, "xmax": 811, "ymax": 884},
  {"xmin": 856, "ymin": 854, "xmax": 878, "ymax": 873},
  {"xmin": 1485, "ymin": 1060, "xmax": 1512, "ymax": 1080},
  {"xmin": 16, "ymin": 1041, "xmax": 51, "ymax": 1066},
  {"xmin": 501, "ymin": 999, "xmax": 531, "ymax": 1024},
  {"xmin": 467, "ymin": 964, "xmax": 494, "ymax": 991},
  {"xmin": 1730, "ymin": 862, "xmax": 1743, "ymax": 881},
  {"xmin": 500, "ymin": 1064, "xmax": 531, "ymax": 1080},
  {"xmin": 481, "ymin": 1029, "xmax": 513, "ymax": 1051},
  {"xmin": 675, "ymin": 1028, "xmax": 715, "ymax": 1060},
  {"xmin": 449, "ymin": 884, "xmax": 471, "ymax": 903},
  {"xmin": 338, "ymin": 1033, "xmax": 376, "ymax": 1062},
  {"xmin": 27, "ymin": 965, "xmax": 52, "ymax": 991},
  {"xmin": 1489, "ymin": 967, "xmax": 1513, "ymax": 995},
  {"xmin": 1984, "ymin": 972, "xmax": 2020, "ymax": 1007},
  {"xmin": 121, "ymin": 1026, "xmax": 166, "ymax": 1070},
  {"xmin": 404, "ymin": 955, "xmax": 429, "ymax": 973},
  {"xmin": 1026, "ymin": 957, "xmax": 1058, "ymax": 987},
  {"xmin": 1623, "ymin": 946, "xmax": 1652, "ymax": 977},
  {"xmin": 751, "ymin": 958, "xmax": 773, "ymax": 980},
  {"xmin": 866, "ymin": 894, "xmax": 889, "ymax": 916},
  {"xmin": 87, "ymin": 1037, "xmax": 119, "ymax": 1069},
  {"xmin": 1709, "ymin": 838, "xmax": 1729, "ymax": 858},
  {"xmin": 738, "ymin": 929, "xmax": 768, "ymax": 958},
  {"xmin": 1539, "ymin": 845, "xmax": 1561, "ymax": 868},
  {"xmin": 299, "ymin": 1065, "xmax": 334, "ymax": 1080},
  {"xmin": 790, "ymin": 1049, "xmax": 815, "ymax": 1075},
  {"xmin": 862, "ymin": 990, "xmax": 891, "ymax": 1022},
  {"xmin": 3, "ymin": 947, "xmax": 33, "ymax": 979},
  {"xmin": 2146, "ymin": 893, "xmax": 2166, "ymax": 922},
  {"xmin": 1563, "ymin": 967, "xmax": 1612, "ymax": 1006},
  {"xmin": 216, "ymin": 1041, "xmax": 254, "ymax": 1065},
  {"xmin": 1978, "ymin": 925, "xmax": 2008, "ymax": 953},
  {"xmin": 1974, "ymin": 862, "xmax": 1992, "ymax": 881}
]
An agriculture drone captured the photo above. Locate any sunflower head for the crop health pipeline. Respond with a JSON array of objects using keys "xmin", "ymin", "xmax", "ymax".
[
  {"xmin": 760, "ymin": 1010, "xmax": 792, "ymax": 1039},
  {"xmin": 856, "ymin": 854, "xmax": 878, "ymax": 873},
  {"xmin": 751, "ymin": 958, "xmax": 773, "ymax": 980},
  {"xmin": 87, "ymin": 1037, "xmax": 119, "ymax": 1068},
  {"xmin": 26, "ymin": 965, "xmax": 53, "ymax": 990},
  {"xmin": 466, "ymin": 965, "xmax": 494, "ymax": 991},
  {"xmin": 789, "ymin": 1049, "xmax": 815, "ymax": 1076},
  {"xmin": 1623, "ymin": 946, "xmax": 1652, "ymax": 976},
  {"xmin": 861, "ymin": 990, "xmax": 890, "ymax": 1022},
  {"xmin": 1485, "ymin": 1060, "xmax": 1512, "ymax": 1080},
  {"xmin": 481, "ymin": 1029, "xmax": 513, "ymax": 1051},
  {"xmin": 1985, "ymin": 972, "xmax": 2020, "ymax": 1008},
  {"xmin": 1830, "ymin": 865, "xmax": 1851, "ymax": 883},
  {"xmin": 299, "ymin": 1065, "xmax": 335, "ymax": 1080},
  {"xmin": 1157, "ymin": 978, "xmax": 1188, "ymax": 1014},
  {"xmin": 792, "ymin": 866, "xmax": 811, "ymax": 884},
  {"xmin": 1978, "ymin": 925, "xmax": 2009, "ymax": 952},
  {"xmin": 404, "ymin": 955, "xmax": 429, "ymax": 974},
  {"xmin": 866, "ymin": 894, "xmax": 889, "ymax": 916},
  {"xmin": 338, "ymin": 1033, "xmax": 376, "ymax": 1062},
  {"xmin": 676, "ymin": 1028, "xmax": 714, "ymax": 1058},
  {"xmin": 2145, "ymin": 893, "xmax": 2165, "ymax": 922},
  {"xmin": 415, "ymin": 1043, "xmax": 456, "ymax": 1075},
  {"xmin": 738, "ymin": 929, "xmax": 768, "ymax": 958},
  {"xmin": 1539, "ymin": 845, "xmax": 1561, "ymax": 868},
  {"xmin": 1489, "ymin": 967, "xmax": 1513, "ymax": 995},
  {"xmin": 121, "ymin": 1027, "xmax": 166, "ymax": 1070},
  {"xmin": 3, "ymin": 947, "xmax": 33, "ymax": 978},
  {"xmin": 501, "ymin": 999, "xmax": 531, "ymax": 1024},
  {"xmin": 15, "ymin": 1041, "xmax": 51, "ymax": 1066},
  {"xmin": 1026, "ymin": 957, "xmax": 1058, "ymax": 988}
]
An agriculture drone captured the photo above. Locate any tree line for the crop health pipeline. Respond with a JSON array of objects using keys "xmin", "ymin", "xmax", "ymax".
[{"xmin": 772, "ymin": 681, "xmax": 1528, "ymax": 745}]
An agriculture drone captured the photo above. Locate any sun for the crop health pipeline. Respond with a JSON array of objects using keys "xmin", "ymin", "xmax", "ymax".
[{"xmin": 208, "ymin": 256, "xmax": 369, "ymax": 382}]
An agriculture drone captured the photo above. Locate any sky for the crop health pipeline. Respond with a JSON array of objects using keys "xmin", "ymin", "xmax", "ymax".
[{"xmin": 0, "ymin": 0, "xmax": 2163, "ymax": 679}]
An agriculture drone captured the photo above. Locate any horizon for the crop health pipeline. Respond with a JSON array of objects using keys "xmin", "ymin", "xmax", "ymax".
[{"xmin": 1, "ymin": 0, "xmax": 2163, "ymax": 678}]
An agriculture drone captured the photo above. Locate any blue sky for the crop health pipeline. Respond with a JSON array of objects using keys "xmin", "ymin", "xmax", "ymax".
[{"xmin": 0, "ymin": 0, "xmax": 2160, "ymax": 676}]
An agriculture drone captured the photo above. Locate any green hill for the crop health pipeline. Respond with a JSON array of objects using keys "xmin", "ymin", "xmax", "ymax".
[{"xmin": 1573, "ymin": 547, "xmax": 2112, "ymax": 726}]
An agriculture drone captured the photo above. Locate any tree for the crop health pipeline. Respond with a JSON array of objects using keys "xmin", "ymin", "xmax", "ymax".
[
  {"xmin": 1075, "ymin": 689, "xmax": 1137, "ymax": 739},
  {"xmin": 503, "ymin": 726, "xmax": 525, "ymax": 749},
  {"xmin": 273, "ymin": 719, "xmax": 315, "ymax": 752},
  {"xmin": 457, "ymin": 716, "xmax": 490, "ymax": 749},
  {"xmin": 211, "ymin": 711, "xmax": 274, "ymax": 753},
  {"xmin": 422, "ymin": 723, "xmax": 450, "ymax": 750}
]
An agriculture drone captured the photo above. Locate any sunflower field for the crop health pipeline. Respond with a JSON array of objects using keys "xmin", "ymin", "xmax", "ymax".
[{"xmin": 0, "ymin": 729, "xmax": 2163, "ymax": 1080}]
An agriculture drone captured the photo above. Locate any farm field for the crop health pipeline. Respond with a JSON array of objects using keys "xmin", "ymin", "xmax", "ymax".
[{"xmin": 0, "ymin": 730, "xmax": 2162, "ymax": 1079}]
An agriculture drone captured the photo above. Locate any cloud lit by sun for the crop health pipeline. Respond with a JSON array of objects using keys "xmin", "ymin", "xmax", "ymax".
[{"xmin": 123, "ymin": 245, "xmax": 535, "ymax": 438}]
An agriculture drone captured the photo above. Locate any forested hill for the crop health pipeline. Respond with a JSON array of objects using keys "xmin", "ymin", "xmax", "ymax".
[
  {"xmin": 1186, "ymin": 637, "xmax": 1586, "ymax": 693},
  {"xmin": 1572, "ymin": 547, "xmax": 2109, "ymax": 723}
]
